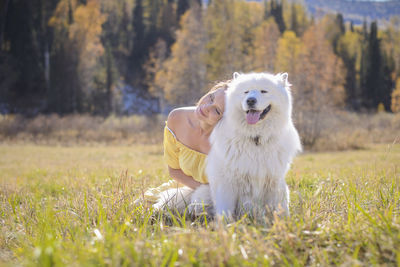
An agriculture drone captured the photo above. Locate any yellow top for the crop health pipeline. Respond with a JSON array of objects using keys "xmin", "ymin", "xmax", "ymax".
[
  {"xmin": 141, "ymin": 123, "xmax": 208, "ymax": 204},
  {"xmin": 163, "ymin": 124, "xmax": 208, "ymax": 184}
]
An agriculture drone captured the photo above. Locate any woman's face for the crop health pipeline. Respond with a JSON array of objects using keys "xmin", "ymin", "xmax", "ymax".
[{"xmin": 195, "ymin": 88, "xmax": 226, "ymax": 126}]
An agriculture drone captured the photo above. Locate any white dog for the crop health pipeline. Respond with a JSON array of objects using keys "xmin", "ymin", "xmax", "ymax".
[
  {"xmin": 155, "ymin": 72, "xmax": 301, "ymax": 220},
  {"xmin": 200, "ymin": 72, "xmax": 302, "ymax": 219}
]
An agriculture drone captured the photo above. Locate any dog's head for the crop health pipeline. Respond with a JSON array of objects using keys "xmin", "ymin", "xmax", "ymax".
[{"xmin": 225, "ymin": 72, "xmax": 292, "ymax": 128}]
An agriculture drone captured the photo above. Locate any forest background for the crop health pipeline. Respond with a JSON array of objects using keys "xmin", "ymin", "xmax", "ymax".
[
  {"xmin": 1, "ymin": 2, "xmax": 400, "ymax": 265},
  {"xmin": 1, "ymin": 0, "xmax": 400, "ymax": 150}
]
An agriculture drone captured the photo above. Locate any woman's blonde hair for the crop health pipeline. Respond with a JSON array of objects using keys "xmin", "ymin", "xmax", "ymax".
[{"xmin": 196, "ymin": 80, "xmax": 231, "ymax": 106}]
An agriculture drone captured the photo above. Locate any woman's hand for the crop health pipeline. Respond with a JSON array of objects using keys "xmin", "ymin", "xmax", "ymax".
[{"xmin": 168, "ymin": 166, "xmax": 202, "ymax": 190}]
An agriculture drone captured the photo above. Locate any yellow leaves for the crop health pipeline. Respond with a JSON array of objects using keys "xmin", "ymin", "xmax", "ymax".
[
  {"xmin": 284, "ymin": 3, "xmax": 309, "ymax": 36},
  {"xmin": 206, "ymin": 0, "xmax": 263, "ymax": 80},
  {"xmin": 273, "ymin": 24, "xmax": 345, "ymax": 112},
  {"xmin": 155, "ymin": 6, "xmax": 207, "ymax": 105},
  {"xmin": 48, "ymin": 0, "xmax": 78, "ymax": 29},
  {"xmin": 49, "ymin": 0, "xmax": 106, "ymax": 58},
  {"xmin": 250, "ymin": 19, "xmax": 279, "ymax": 72},
  {"xmin": 234, "ymin": 1, "xmax": 263, "ymax": 30},
  {"xmin": 69, "ymin": 0, "xmax": 106, "ymax": 57},
  {"xmin": 48, "ymin": 0, "xmax": 106, "ymax": 95},
  {"xmin": 205, "ymin": 0, "xmax": 237, "ymax": 80},
  {"xmin": 337, "ymin": 31, "xmax": 362, "ymax": 60},
  {"xmin": 299, "ymin": 24, "xmax": 346, "ymax": 108},
  {"xmin": 391, "ymin": 78, "xmax": 400, "ymax": 113},
  {"xmin": 275, "ymin": 30, "xmax": 302, "ymax": 74},
  {"xmin": 145, "ymin": 39, "xmax": 168, "ymax": 98}
]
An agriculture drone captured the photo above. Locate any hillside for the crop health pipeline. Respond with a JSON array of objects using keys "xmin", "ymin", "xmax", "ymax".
[
  {"xmin": 304, "ymin": 0, "xmax": 400, "ymax": 24},
  {"xmin": 220, "ymin": 0, "xmax": 400, "ymax": 24}
]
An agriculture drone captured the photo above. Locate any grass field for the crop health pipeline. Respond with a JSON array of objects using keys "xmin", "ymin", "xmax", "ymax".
[{"xmin": 1, "ymin": 143, "xmax": 399, "ymax": 266}]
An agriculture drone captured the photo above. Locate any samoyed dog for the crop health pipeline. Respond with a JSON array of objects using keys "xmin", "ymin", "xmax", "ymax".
[
  {"xmin": 200, "ymin": 72, "xmax": 302, "ymax": 219},
  {"xmin": 154, "ymin": 72, "xmax": 301, "ymax": 220}
]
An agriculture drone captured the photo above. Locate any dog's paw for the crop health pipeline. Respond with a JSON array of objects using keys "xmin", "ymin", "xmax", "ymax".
[{"xmin": 188, "ymin": 201, "xmax": 213, "ymax": 216}]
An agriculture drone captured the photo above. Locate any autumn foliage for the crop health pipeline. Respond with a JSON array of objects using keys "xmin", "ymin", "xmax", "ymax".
[
  {"xmin": 1, "ymin": 0, "xmax": 399, "ymax": 114},
  {"xmin": 392, "ymin": 78, "xmax": 400, "ymax": 113}
]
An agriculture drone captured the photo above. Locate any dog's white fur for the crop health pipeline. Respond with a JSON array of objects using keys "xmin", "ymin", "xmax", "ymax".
[
  {"xmin": 202, "ymin": 72, "xmax": 301, "ymax": 218},
  {"xmin": 154, "ymin": 72, "xmax": 301, "ymax": 219}
]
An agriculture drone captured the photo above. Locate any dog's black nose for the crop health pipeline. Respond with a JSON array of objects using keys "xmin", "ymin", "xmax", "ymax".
[{"xmin": 247, "ymin": 97, "xmax": 257, "ymax": 107}]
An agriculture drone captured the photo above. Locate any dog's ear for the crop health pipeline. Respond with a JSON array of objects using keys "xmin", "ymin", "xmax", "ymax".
[
  {"xmin": 278, "ymin": 73, "xmax": 291, "ymax": 87},
  {"xmin": 233, "ymin": 72, "xmax": 240, "ymax": 80}
]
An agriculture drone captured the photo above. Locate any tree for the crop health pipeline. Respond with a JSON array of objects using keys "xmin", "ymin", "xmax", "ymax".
[
  {"xmin": 132, "ymin": 0, "xmax": 144, "ymax": 51},
  {"xmin": 269, "ymin": 0, "xmax": 285, "ymax": 33},
  {"xmin": 391, "ymin": 78, "xmax": 400, "ymax": 113},
  {"xmin": 155, "ymin": 0, "xmax": 177, "ymax": 47},
  {"xmin": 337, "ymin": 30, "xmax": 363, "ymax": 109},
  {"xmin": 206, "ymin": 0, "xmax": 239, "ymax": 81},
  {"xmin": 104, "ymin": 44, "xmax": 115, "ymax": 114},
  {"xmin": 298, "ymin": 24, "xmax": 345, "ymax": 109},
  {"xmin": 90, "ymin": 42, "xmax": 118, "ymax": 115},
  {"xmin": 382, "ymin": 17, "xmax": 400, "ymax": 80},
  {"xmin": 205, "ymin": 0, "xmax": 262, "ymax": 81},
  {"xmin": 362, "ymin": 21, "xmax": 386, "ymax": 110},
  {"xmin": 144, "ymin": 39, "xmax": 168, "ymax": 110},
  {"xmin": 234, "ymin": 1, "xmax": 264, "ymax": 72},
  {"xmin": 48, "ymin": 0, "xmax": 79, "ymax": 113},
  {"xmin": 49, "ymin": 0, "xmax": 105, "ymax": 113},
  {"xmin": 359, "ymin": 23, "xmax": 369, "ymax": 109},
  {"xmin": 129, "ymin": 0, "xmax": 145, "ymax": 82},
  {"xmin": 250, "ymin": 19, "xmax": 280, "ymax": 72},
  {"xmin": 381, "ymin": 51, "xmax": 395, "ymax": 110},
  {"xmin": 285, "ymin": 2, "xmax": 309, "ymax": 36},
  {"xmin": 1, "ymin": 0, "xmax": 54, "ymax": 111},
  {"xmin": 275, "ymin": 30, "xmax": 302, "ymax": 76},
  {"xmin": 155, "ymin": 4, "xmax": 207, "ymax": 106},
  {"xmin": 321, "ymin": 14, "xmax": 346, "ymax": 54},
  {"xmin": 263, "ymin": 0, "xmax": 269, "ymax": 20},
  {"xmin": 294, "ymin": 24, "xmax": 345, "ymax": 147},
  {"xmin": 177, "ymin": 0, "xmax": 190, "ymax": 23},
  {"xmin": 290, "ymin": 2, "xmax": 298, "ymax": 35},
  {"xmin": 100, "ymin": 0, "xmax": 133, "ymax": 80},
  {"xmin": 0, "ymin": 0, "xmax": 11, "ymax": 49},
  {"xmin": 177, "ymin": 0, "xmax": 203, "ymax": 23}
]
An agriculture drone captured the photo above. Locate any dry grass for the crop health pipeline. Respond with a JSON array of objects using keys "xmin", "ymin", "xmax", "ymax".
[
  {"xmin": 294, "ymin": 110, "xmax": 400, "ymax": 151},
  {"xmin": 0, "ymin": 143, "xmax": 399, "ymax": 266},
  {"xmin": 1, "ymin": 111, "xmax": 399, "ymax": 151},
  {"xmin": 0, "ymin": 114, "xmax": 165, "ymax": 145}
]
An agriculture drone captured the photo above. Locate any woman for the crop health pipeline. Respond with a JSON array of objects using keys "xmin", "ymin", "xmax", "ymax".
[{"xmin": 142, "ymin": 81, "xmax": 229, "ymax": 207}]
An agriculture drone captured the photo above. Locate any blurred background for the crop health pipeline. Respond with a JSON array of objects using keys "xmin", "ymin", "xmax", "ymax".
[{"xmin": 0, "ymin": 0, "xmax": 399, "ymax": 150}]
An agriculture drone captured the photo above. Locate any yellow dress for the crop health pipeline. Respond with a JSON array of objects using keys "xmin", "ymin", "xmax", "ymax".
[{"xmin": 142, "ymin": 123, "xmax": 208, "ymax": 203}]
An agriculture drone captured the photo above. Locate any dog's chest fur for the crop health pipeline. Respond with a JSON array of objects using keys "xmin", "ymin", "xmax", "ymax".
[{"xmin": 226, "ymin": 132, "xmax": 284, "ymax": 173}]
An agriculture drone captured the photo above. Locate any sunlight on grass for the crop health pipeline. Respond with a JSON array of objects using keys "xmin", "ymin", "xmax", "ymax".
[{"xmin": 1, "ymin": 143, "xmax": 399, "ymax": 266}]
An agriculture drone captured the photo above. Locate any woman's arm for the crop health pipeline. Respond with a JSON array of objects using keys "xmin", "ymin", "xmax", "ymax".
[{"xmin": 168, "ymin": 166, "xmax": 201, "ymax": 190}]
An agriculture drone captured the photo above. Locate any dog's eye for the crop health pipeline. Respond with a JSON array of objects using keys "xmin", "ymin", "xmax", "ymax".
[
  {"xmin": 261, "ymin": 90, "xmax": 268, "ymax": 94},
  {"xmin": 244, "ymin": 91, "xmax": 249, "ymax": 94}
]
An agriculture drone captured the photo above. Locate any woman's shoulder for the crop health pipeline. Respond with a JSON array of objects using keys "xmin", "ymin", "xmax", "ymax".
[{"xmin": 167, "ymin": 107, "xmax": 195, "ymax": 131}]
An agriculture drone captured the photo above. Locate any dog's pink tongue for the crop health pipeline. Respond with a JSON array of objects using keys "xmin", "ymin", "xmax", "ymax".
[{"xmin": 246, "ymin": 111, "xmax": 261, "ymax": 124}]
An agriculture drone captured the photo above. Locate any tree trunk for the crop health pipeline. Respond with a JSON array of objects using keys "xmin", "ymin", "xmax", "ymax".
[
  {"xmin": 44, "ymin": 43, "xmax": 50, "ymax": 90},
  {"xmin": 0, "ymin": 0, "xmax": 11, "ymax": 49}
]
